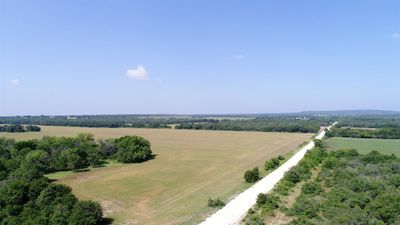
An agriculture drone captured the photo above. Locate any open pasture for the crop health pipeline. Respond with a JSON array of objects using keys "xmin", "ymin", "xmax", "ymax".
[
  {"xmin": 326, "ymin": 137, "xmax": 400, "ymax": 156},
  {"xmin": 1, "ymin": 126, "xmax": 312, "ymax": 225}
]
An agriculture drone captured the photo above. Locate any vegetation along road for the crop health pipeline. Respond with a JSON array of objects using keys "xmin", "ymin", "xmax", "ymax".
[{"xmin": 199, "ymin": 122, "xmax": 337, "ymax": 225}]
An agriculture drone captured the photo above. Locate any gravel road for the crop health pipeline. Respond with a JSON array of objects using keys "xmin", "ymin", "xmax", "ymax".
[{"xmin": 198, "ymin": 123, "xmax": 337, "ymax": 225}]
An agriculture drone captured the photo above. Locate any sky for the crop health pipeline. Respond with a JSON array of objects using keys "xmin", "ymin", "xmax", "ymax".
[{"xmin": 1, "ymin": 0, "xmax": 399, "ymax": 115}]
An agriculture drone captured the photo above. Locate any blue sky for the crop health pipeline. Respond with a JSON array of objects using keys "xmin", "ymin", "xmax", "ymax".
[{"xmin": 1, "ymin": 0, "xmax": 399, "ymax": 115}]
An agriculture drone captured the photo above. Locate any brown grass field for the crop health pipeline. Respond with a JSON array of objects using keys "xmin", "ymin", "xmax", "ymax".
[{"xmin": 0, "ymin": 126, "xmax": 312, "ymax": 225}]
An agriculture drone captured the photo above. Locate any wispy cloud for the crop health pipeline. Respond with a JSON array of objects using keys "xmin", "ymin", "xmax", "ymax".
[
  {"xmin": 392, "ymin": 33, "xmax": 400, "ymax": 38},
  {"xmin": 125, "ymin": 65, "xmax": 149, "ymax": 80},
  {"xmin": 10, "ymin": 79, "xmax": 19, "ymax": 86},
  {"xmin": 232, "ymin": 54, "xmax": 244, "ymax": 59}
]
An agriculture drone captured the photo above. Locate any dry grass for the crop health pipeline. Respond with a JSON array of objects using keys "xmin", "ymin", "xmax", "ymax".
[{"xmin": 1, "ymin": 126, "xmax": 312, "ymax": 225}]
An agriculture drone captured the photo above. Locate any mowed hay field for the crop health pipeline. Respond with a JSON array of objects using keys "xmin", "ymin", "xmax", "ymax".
[
  {"xmin": 326, "ymin": 137, "xmax": 400, "ymax": 156},
  {"xmin": 0, "ymin": 126, "xmax": 312, "ymax": 225}
]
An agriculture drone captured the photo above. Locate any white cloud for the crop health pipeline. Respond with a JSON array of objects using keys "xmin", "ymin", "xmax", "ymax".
[
  {"xmin": 232, "ymin": 54, "xmax": 244, "ymax": 59},
  {"xmin": 10, "ymin": 79, "xmax": 19, "ymax": 86},
  {"xmin": 125, "ymin": 65, "xmax": 149, "ymax": 80},
  {"xmin": 392, "ymin": 33, "xmax": 400, "ymax": 38}
]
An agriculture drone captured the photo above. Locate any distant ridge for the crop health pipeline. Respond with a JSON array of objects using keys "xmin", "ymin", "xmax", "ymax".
[
  {"xmin": 1, "ymin": 110, "xmax": 400, "ymax": 118},
  {"xmin": 299, "ymin": 110, "xmax": 400, "ymax": 116}
]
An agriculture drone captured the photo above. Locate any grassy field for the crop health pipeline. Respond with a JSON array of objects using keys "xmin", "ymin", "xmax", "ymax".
[
  {"xmin": 326, "ymin": 137, "xmax": 400, "ymax": 156},
  {"xmin": 1, "ymin": 126, "xmax": 312, "ymax": 225}
]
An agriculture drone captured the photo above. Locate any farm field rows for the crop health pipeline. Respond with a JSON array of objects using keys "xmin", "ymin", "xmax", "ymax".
[
  {"xmin": 326, "ymin": 137, "xmax": 400, "ymax": 156},
  {"xmin": 0, "ymin": 126, "xmax": 312, "ymax": 225}
]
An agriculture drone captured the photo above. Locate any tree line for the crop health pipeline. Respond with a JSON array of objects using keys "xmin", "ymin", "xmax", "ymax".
[
  {"xmin": 0, "ymin": 115, "xmax": 335, "ymax": 133},
  {"xmin": 336, "ymin": 116, "xmax": 400, "ymax": 128},
  {"xmin": 0, "ymin": 124, "xmax": 41, "ymax": 132},
  {"xmin": 0, "ymin": 115, "xmax": 217, "ymax": 129},
  {"xmin": 0, "ymin": 134, "xmax": 153, "ymax": 224},
  {"xmin": 176, "ymin": 118, "xmax": 328, "ymax": 133},
  {"xmin": 326, "ymin": 127, "xmax": 400, "ymax": 139}
]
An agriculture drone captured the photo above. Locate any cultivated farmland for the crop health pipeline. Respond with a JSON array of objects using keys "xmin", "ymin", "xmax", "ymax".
[
  {"xmin": 326, "ymin": 137, "xmax": 400, "ymax": 156},
  {"xmin": 0, "ymin": 126, "xmax": 312, "ymax": 225}
]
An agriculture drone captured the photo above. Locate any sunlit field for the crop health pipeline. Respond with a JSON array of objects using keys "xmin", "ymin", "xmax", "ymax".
[
  {"xmin": 1, "ymin": 126, "xmax": 312, "ymax": 224},
  {"xmin": 326, "ymin": 137, "xmax": 400, "ymax": 156}
]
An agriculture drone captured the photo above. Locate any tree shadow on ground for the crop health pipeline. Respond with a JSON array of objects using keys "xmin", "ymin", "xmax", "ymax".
[
  {"xmin": 73, "ymin": 168, "xmax": 90, "ymax": 173},
  {"xmin": 99, "ymin": 218, "xmax": 114, "ymax": 225}
]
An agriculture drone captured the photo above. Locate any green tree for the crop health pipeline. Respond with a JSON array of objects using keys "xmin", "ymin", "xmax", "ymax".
[
  {"xmin": 24, "ymin": 150, "xmax": 50, "ymax": 172},
  {"xmin": 69, "ymin": 201, "xmax": 103, "ymax": 225},
  {"xmin": 264, "ymin": 158, "xmax": 280, "ymax": 171},
  {"xmin": 244, "ymin": 167, "xmax": 260, "ymax": 183},
  {"xmin": 114, "ymin": 136, "xmax": 152, "ymax": 163}
]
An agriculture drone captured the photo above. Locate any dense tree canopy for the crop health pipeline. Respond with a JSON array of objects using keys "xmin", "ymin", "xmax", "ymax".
[
  {"xmin": 0, "ymin": 133, "xmax": 153, "ymax": 224},
  {"xmin": 0, "ymin": 140, "xmax": 104, "ymax": 224},
  {"xmin": 326, "ymin": 127, "xmax": 400, "ymax": 139}
]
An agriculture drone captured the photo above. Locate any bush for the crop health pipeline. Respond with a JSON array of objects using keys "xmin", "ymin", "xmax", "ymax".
[
  {"xmin": 301, "ymin": 182, "xmax": 323, "ymax": 195},
  {"xmin": 314, "ymin": 139, "xmax": 325, "ymax": 149},
  {"xmin": 275, "ymin": 180, "xmax": 295, "ymax": 196},
  {"xmin": 264, "ymin": 158, "xmax": 280, "ymax": 171},
  {"xmin": 256, "ymin": 193, "xmax": 280, "ymax": 210},
  {"xmin": 287, "ymin": 218, "xmax": 315, "ymax": 225},
  {"xmin": 245, "ymin": 215, "xmax": 265, "ymax": 225},
  {"xmin": 244, "ymin": 167, "xmax": 260, "ymax": 183},
  {"xmin": 208, "ymin": 198, "xmax": 225, "ymax": 208},
  {"xmin": 285, "ymin": 169, "xmax": 301, "ymax": 184},
  {"xmin": 289, "ymin": 196, "xmax": 320, "ymax": 219}
]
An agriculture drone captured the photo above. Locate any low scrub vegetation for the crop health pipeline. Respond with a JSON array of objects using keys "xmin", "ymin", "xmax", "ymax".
[{"xmin": 243, "ymin": 139, "xmax": 400, "ymax": 225}]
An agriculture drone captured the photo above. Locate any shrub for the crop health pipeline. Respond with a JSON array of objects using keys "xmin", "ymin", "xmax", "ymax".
[
  {"xmin": 256, "ymin": 193, "xmax": 280, "ymax": 210},
  {"xmin": 245, "ymin": 215, "xmax": 265, "ymax": 225},
  {"xmin": 277, "ymin": 155, "xmax": 285, "ymax": 161},
  {"xmin": 264, "ymin": 158, "xmax": 280, "ymax": 171},
  {"xmin": 301, "ymin": 182, "xmax": 323, "ymax": 195},
  {"xmin": 244, "ymin": 167, "xmax": 260, "ymax": 183},
  {"xmin": 362, "ymin": 151, "xmax": 389, "ymax": 164},
  {"xmin": 287, "ymin": 218, "xmax": 315, "ymax": 225},
  {"xmin": 285, "ymin": 169, "xmax": 301, "ymax": 184},
  {"xmin": 314, "ymin": 139, "xmax": 325, "ymax": 149},
  {"xmin": 208, "ymin": 198, "xmax": 225, "ymax": 208},
  {"xmin": 275, "ymin": 180, "xmax": 295, "ymax": 196},
  {"xmin": 289, "ymin": 196, "xmax": 320, "ymax": 219},
  {"xmin": 322, "ymin": 157, "xmax": 339, "ymax": 169},
  {"xmin": 366, "ymin": 193, "xmax": 400, "ymax": 224}
]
